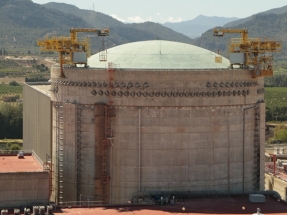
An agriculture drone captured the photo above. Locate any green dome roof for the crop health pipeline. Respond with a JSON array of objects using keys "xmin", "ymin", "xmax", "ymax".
[{"xmin": 88, "ymin": 40, "xmax": 230, "ymax": 69}]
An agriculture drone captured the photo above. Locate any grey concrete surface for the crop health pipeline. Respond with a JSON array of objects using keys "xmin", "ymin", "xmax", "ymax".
[
  {"xmin": 32, "ymin": 66, "xmax": 266, "ymax": 204},
  {"xmin": 0, "ymin": 172, "xmax": 49, "ymax": 208}
]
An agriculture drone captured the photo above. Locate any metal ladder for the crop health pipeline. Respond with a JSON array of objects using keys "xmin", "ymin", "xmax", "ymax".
[
  {"xmin": 58, "ymin": 104, "xmax": 65, "ymax": 203},
  {"xmin": 254, "ymin": 104, "xmax": 260, "ymax": 190},
  {"xmin": 101, "ymin": 106, "xmax": 114, "ymax": 203},
  {"xmin": 76, "ymin": 105, "xmax": 83, "ymax": 201}
]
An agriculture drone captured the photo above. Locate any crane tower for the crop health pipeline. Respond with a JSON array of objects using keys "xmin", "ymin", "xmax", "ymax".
[{"xmin": 213, "ymin": 28, "xmax": 281, "ymax": 78}]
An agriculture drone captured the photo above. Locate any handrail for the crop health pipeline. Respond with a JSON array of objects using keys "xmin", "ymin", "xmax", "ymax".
[
  {"xmin": 32, "ymin": 150, "xmax": 44, "ymax": 166},
  {"xmin": 59, "ymin": 201, "xmax": 103, "ymax": 207},
  {"xmin": 0, "ymin": 149, "xmax": 32, "ymax": 155}
]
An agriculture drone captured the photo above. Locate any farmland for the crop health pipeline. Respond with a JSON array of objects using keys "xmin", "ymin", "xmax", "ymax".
[{"xmin": 265, "ymin": 87, "xmax": 287, "ymax": 108}]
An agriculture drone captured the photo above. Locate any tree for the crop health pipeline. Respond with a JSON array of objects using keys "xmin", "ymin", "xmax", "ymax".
[
  {"xmin": 0, "ymin": 104, "xmax": 23, "ymax": 139},
  {"xmin": 9, "ymin": 81, "xmax": 20, "ymax": 86},
  {"xmin": 274, "ymin": 124, "xmax": 287, "ymax": 142},
  {"xmin": 9, "ymin": 144, "xmax": 20, "ymax": 151}
]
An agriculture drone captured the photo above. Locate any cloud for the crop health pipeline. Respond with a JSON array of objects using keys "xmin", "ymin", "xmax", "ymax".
[
  {"xmin": 127, "ymin": 16, "xmax": 152, "ymax": 23},
  {"xmin": 167, "ymin": 16, "xmax": 183, "ymax": 23},
  {"xmin": 157, "ymin": 12, "xmax": 160, "ymax": 16},
  {"xmin": 110, "ymin": 14, "xmax": 125, "ymax": 22}
]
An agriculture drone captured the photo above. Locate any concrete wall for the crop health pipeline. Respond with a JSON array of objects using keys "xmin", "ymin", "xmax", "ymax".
[
  {"xmin": 110, "ymin": 106, "xmax": 259, "ymax": 203},
  {"xmin": 51, "ymin": 103, "xmax": 97, "ymax": 203},
  {"xmin": 48, "ymin": 66, "xmax": 265, "ymax": 204},
  {"xmin": 0, "ymin": 172, "xmax": 49, "ymax": 208},
  {"xmin": 265, "ymin": 173, "xmax": 287, "ymax": 201},
  {"xmin": 50, "ymin": 68, "xmax": 264, "ymax": 107},
  {"xmin": 23, "ymin": 84, "xmax": 52, "ymax": 162}
]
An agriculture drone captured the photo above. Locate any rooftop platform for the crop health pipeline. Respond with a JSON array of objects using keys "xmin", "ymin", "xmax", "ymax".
[
  {"xmin": 0, "ymin": 155, "xmax": 43, "ymax": 172},
  {"xmin": 55, "ymin": 197, "xmax": 286, "ymax": 215},
  {"xmin": 30, "ymin": 84, "xmax": 51, "ymax": 97}
]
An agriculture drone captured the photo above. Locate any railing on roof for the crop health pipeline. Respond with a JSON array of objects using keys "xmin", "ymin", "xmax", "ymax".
[
  {"xmin": 130, "ymin": 190, "xmax": 282, "ymax": 204},
  {"xmin": 51, "ymin": 64, "xmax": 238, "ymax": 71},
  {"xmin": 0, "ymin": 149, "xmax": 32, "ymax": 155},
  {"xmin": 59, "ymin": 201, "xmax": 103, "ymax": 207}
]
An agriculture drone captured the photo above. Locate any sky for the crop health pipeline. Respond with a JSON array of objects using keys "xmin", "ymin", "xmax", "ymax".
[{"xmin": 32, "ymin": 0, "xmax": 287, "ymax": 23}]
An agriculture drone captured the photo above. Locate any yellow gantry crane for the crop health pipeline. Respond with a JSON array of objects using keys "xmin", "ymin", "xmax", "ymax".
[
  {"xmin": 37, "ymin": 28, "xmax": 110, "ymax": 78},
  {"xmin": 213, "ymin": 28, "xmax": 282, "ymax": 78}
]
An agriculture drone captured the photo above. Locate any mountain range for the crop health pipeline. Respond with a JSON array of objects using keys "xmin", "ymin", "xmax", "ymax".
[
  {"xmin": 0, "ymin": 0, "xmax": 286, "ymax": 59},
  {"xmin": 224, "ymin": 5, "xmax": 287, "ymax": 27},
  {"xmin": 0, "ymin": 0, "xmax": 193, "ymax": 54},
  {"xmin": 194, "ymin": 6, "xmax": 287, "ymax": 59},
  {"xmin": 163, "ymin": 15, "xmax": 239, "ymax": 38}
]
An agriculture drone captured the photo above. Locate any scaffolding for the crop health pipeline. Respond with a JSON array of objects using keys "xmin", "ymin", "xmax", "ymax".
[
  {"xmin": 76, "ymin": 105, "xmax": 83, "ymax": 201},
  {"xmin": 55, "ymin": 103, "xmax": 65, "ymax": 204},
  {"xmin": 254, "ymin": 104, "xmax": 261, "ymax": 190},
  {"xmin": 44, "ymin": 154, "xmax": 53, "ymax": 200},
  {"xmin": 99, "ymin": 38, "xmax": 107, "ymax": 61}
]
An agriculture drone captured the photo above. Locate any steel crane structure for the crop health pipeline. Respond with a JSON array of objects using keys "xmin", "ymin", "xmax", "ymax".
[
  {"xmin": 37, "ymin": 28, "xmax": 110, "ymax": 78},
  {"xmin": 213, "ymin": 28, "xmax": 281, "ymax": 78}
]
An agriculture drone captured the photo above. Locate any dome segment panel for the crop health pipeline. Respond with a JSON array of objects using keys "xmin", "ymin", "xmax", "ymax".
[{"xmin": 88, "ymin": 40, "xmax": 230, "ymax": 69}]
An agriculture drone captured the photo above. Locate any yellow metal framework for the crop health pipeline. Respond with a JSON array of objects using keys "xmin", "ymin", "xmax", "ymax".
[
  {"xmin": 37, "ymin": 28, "xmax": 110, "ymax": 78},
  {"xmin": 213, "ymin": 28, "xmax": 281, "ymax": 78}
]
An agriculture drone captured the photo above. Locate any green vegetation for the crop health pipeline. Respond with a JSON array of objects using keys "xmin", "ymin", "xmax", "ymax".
[
  {"xmin": 32, "ymin": 64, "xmax": 49, "ymax": 72},
  {"xmin": 0, "ymin": 139, "xmax": 23, "ymax": 150},
  {"xmin": 0, "ymin": 83, "xmax": 22, "ymax": 94},
  {"xmin": 9, "ymin": 143, "xmax": 21, "ymax": 150},
  {"xmin": 265, "ymin": 87, "xmax": 287, "ymax": 122},
  {"xmin": 0, "ymin": 103, "xmax": 23, "ymax": 139},
  {"xmin": 267, "ymin": 124, "xmax": 287, "ymax": 144},
  {"xmin": 265, "ymin": 74, "xmax": 287, "ymax": 87},
  {"xmin": 265, "ymin": 87, "xmax": 287, "ymax": 108},
  {"xmin": 274, "ymin": 128, "xmax": 287, "ymax": 142}
]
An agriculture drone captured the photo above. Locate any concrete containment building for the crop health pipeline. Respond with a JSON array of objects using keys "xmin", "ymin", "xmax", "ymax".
[{"xmin": 23, "ymin": 40, "xmax": 266, "ymax": 205}]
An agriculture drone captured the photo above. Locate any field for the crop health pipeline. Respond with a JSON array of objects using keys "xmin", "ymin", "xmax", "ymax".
[
  {"xmin": 265, "ymin": 87, "xmax": 287, "ymax": 108},
  {"xmin": 0, "ymin": 76, "xmax": 25, "ymax": 84},
  {"xmin": 0, "ymin": 84, "xmax": 23, "ymax": 102}
]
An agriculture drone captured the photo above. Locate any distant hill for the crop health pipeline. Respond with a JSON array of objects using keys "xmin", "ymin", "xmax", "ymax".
[
  {"xmin": 224, "ymin": 5, "xmax": 287, "ymax": 27},
  {"xmin": 0, "ymin": 1, "xmax": 194, "ymax": 55},
  {"xmin": 0, "ymin": 0, "xmax": 89, "ymax": 53},
  {"xmin": 163, "ymin": 15, "xmax": 239, "ymax": 38},
  {"xmin": 43, "ymin": 3, "xmax": 194, "ymax": 49},
  {"xmin": 194, "ymin": 11, "xmax": 287, "ymax": 59},
  {"xmin": 43, "ymin": 3, "xmax": 193, "ymax": 52}
]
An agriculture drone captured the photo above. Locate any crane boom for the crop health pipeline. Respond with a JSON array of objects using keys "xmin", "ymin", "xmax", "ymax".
[
  {"xmin": 213, "ymin": 28, "xmax": 281, "ymax": 78},
  {"xmin": 70, "ymin": 28, "xmax": 110, "ymax": 43},
  {"xmin": 37, "ymin": 28, "xmax": 110, "ymax": 78},
  {"xmin": 213, "ymin": 29, "xmax": 248, "ymax": 42}
]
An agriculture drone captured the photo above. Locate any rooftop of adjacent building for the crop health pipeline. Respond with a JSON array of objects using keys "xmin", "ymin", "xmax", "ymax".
[
  {"xmin": 88, "ymin": 40, "xmax": 230, "ymax": 69},
  {"xmin": 0, "ymin": 154, "xmax": 43, "ymax": 173},
  {"xmin": 53, "ymin": 196, "xmax": 286, "ymax": 215},
  {"xmin": 26, "ymin": 83, "xmax": 51, "ymax": 97}
]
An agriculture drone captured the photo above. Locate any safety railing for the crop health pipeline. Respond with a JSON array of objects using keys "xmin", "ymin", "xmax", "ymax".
[
  {"xmin": 59, "ymin": 201, "xmax": 103, "ymax": 207},
  {"xmin": 0, "ymin": 149, "xmax": 32, "ymax": 155}
]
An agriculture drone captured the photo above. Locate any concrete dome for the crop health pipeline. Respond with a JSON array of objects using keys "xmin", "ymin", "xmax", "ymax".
[{"xmin": 88, "ymin": 40, "xmax": 230, "ymax": 69}]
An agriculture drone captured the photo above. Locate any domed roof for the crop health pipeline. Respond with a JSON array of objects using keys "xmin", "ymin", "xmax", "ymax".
[{"xmin": 88, "ymin": 40, "xmax": 230, "ymax": 69}]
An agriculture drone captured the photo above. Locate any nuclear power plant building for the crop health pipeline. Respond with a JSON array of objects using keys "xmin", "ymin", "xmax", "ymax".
[{"xmin": 23, "ymin": 40, "xmax": 265, "ymax": 205}]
